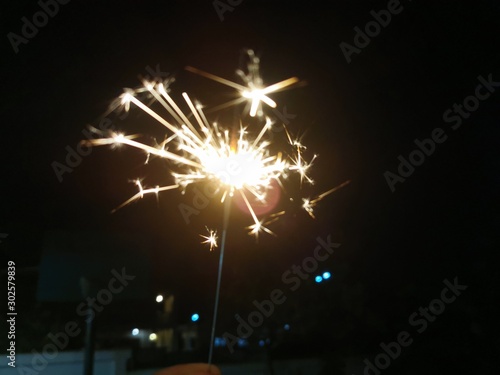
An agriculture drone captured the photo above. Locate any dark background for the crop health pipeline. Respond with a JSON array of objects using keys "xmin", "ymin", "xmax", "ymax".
[{"xmin": 1, "ymin": 0, "xmax": 499, "ymax": 373}]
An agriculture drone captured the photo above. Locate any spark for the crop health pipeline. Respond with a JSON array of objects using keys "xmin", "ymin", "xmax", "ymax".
[
  {"xmin": 302, "ymin": 180, "xmax": 352, "ymax": 219},
  {"xmin": 284, "ymin": 128, "xmax": 317, "ymax": 186},
  {"xmin": 245, "ymin": 211, "xmax": 284, "ymax": 240},
  {"xmin": 186, "ymin": 49, "xmax": 299, "ymax": 117},
  {"xmin": 110, "ymin": 179, "xmax": 179, "ymax": 213},
  {"xmin": 201, "ymin": 228, "xmax": 218, "ymax": 251}
]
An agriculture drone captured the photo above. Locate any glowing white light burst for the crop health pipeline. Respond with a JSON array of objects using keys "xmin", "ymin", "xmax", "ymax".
[{"xmin": 85, "ymin": 50, "xmax": 348, "ymax": 248}]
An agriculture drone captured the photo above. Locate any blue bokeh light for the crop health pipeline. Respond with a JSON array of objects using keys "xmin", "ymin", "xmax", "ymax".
[
  {"xmin": 315, "ymin": 275, "xmax": 323, "ymax": 283},
  {"xmin": 284, "ymin": 324, "xmax": 290, "ymax": 331},
  {"xmin": 238, "ymin": 338, "xmax": 249, "ymax": 347},
  {"xmin": 322, "ymin": 271, "xmax": 331, "ymax": 280},
  {"xmin": 191, "ymin": 313, "xmax": 200, "ymax": 322},
  {"xmin": 214, "ymin": 337, "xmax": 226, "ymax": 347}
]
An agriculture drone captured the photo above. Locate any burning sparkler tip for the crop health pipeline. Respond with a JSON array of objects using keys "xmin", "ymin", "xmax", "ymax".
[{"xmin": 89, "ymin": 51, "xmax": 348, "ymax": 243}]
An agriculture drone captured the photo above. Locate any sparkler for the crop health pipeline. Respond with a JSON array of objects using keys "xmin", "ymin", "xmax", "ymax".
[{"xmin": 84, "ymin": 49, "xmax": 349, "ymax": 366}]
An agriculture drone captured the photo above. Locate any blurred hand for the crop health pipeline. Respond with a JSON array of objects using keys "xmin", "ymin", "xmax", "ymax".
[{"xmin": 154, "ymin": 363, "xmax": 221, "ymax": 375}]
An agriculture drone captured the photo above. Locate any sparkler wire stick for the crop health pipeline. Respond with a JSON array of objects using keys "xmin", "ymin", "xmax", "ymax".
[{"xmin": 208, "ymin": 196, "xmax": 232, "ymax": 367}]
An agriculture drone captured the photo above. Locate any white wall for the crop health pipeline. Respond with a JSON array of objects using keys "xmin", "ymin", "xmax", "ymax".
[{"xmin": 1, "ymin": 349, "xmax": 131, "ymax": 375}]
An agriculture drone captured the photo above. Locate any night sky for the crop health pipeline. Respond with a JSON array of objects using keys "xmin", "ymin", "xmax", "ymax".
[{"xmin": 1, "ymin": 0, "xmax": 499, "ymax": 373}]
